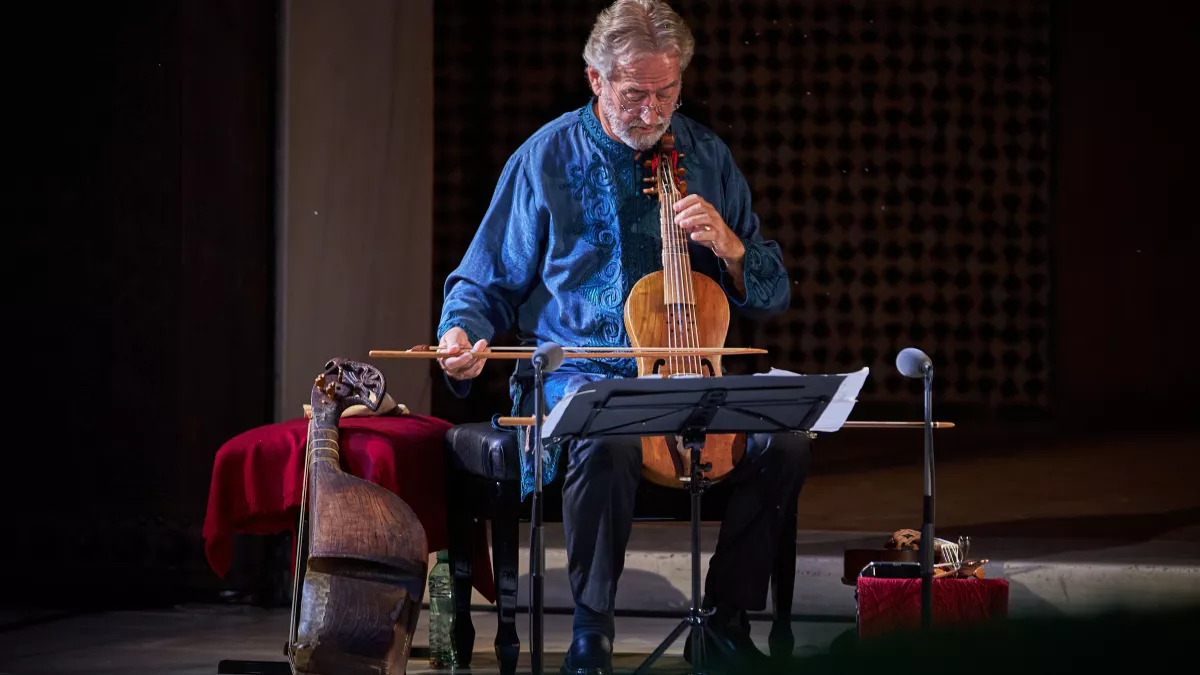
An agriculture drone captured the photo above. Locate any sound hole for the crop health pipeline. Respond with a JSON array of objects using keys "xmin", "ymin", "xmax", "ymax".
[
  {"xmin": 649, "ymin": 357, "xmax": 715, "ymax": 377},
  {"xmin": 664, "ymin": 302, "xmax": 697, "ymax": 333}
]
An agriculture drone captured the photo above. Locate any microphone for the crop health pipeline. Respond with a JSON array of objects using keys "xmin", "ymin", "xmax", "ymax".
[
  {"xmin": 532, "ymin": 342, "xmax": 564, "ymax": 373},
  {"xmin": 896, "ymin": 347, "xmax": 932, "ymax": 378},
  {"xmin": 897, "ymin": 345, "xmax": 936, "ymax": 631}
]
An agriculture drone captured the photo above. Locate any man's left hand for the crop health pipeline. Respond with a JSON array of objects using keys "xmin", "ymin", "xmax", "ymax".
[{"xmin": 673, "ymin": 194, "xmax": 744, "ymax": 264}]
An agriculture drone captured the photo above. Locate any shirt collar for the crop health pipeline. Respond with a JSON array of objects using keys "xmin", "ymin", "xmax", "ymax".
[{"xmin": 579, "ymin": 97, "xmax": 630, "ymax": 158}]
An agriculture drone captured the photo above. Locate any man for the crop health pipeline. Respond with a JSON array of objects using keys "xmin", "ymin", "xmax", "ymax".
[{"xmin": 437, "ymin": 1, "xmax": 810, "ymax": 673}]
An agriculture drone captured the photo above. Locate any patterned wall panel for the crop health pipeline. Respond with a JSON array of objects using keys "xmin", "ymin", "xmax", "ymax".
[{"xmin": 433, "ymin": 0, "xmax": 1051, "ymax": 417}]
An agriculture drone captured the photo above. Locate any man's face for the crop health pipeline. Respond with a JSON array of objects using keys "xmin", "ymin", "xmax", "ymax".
[{"xmin": 592, "ymin": 52, "xmax": 681, "ymax": 151}]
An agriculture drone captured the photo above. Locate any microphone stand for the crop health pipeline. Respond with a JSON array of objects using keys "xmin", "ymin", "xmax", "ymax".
[
  {"xmin": 920, "ymin": 363, "xmax": 935, "ymax": 630},
  {"xmin": 530, "ymin": 355, "xmax": 546, "ymax": 675}
]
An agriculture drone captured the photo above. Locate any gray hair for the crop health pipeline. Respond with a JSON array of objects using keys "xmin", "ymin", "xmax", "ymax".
[{"xmin": 583, "ymin": 0, "xmax": 695, "ymax": 79}]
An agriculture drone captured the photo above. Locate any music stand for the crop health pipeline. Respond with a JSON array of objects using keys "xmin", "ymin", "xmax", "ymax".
[{"xmin": 539, "ymin": 368, "xmax": 868, "ymax": 674}]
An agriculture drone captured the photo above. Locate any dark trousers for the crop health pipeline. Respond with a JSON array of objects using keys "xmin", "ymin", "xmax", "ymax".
[{"xmin": 560, "ymin": 432, "xmax": 811, "ymax": 616}]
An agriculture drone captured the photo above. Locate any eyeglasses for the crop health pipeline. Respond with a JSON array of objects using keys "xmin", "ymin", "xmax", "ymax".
[{"xmin": 606, "ymin": 79, "xmax": 682, "ymax": 118}]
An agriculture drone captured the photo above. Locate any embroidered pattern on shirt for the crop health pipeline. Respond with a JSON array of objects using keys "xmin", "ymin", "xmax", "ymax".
[{"xmin": 742, "ymin": 240, "xmax": 788, "ymax": 305}]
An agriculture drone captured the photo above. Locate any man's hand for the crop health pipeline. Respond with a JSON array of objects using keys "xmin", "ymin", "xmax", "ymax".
[
  {"xmin": 673, "ymin": 194, "xmax": 745, "ymax": 263},
  {"xmin": 673, "ymin": 194, "xmax": 746, "ymax": 296},
  {"xmin": 438, "ymin": 326, "xmax": 488, "ymax": 380}
]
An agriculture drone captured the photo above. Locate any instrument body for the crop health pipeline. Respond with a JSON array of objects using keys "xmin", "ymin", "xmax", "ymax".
[
  {"xmin": 288, "ymin": 359, "xmax": 429, "ymax": 675},
  {"xmin": 625, "ymin": 132, "xmax": 746, "ymax": 487}
]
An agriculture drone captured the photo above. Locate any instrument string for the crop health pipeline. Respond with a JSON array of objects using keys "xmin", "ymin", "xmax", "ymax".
[
  {"xmin": 670, "ymin": 167, "xmax": 692, "ymax": 376},
  {"xmin": 655, "ymin": 155, "xmax": 670, "ymax": 374},
  {"xmin": 679, "ymin": 149, "xmax": 701, "ymax": 376},
  {"xmin": 662, "ymin": 148, "xmax": 700, "ymax": 376},
  {"xmin": 671, "ymin": 165, "xmax": 688, "ymax": 375},
  {"xmin": 661, "ymin": 157, "xmax": 682, "ymax": 376}
]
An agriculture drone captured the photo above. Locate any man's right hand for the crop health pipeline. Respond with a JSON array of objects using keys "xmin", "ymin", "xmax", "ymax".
[{"xmin": 438, "ymin": 326, "xmax": 488, "ymax": 380}]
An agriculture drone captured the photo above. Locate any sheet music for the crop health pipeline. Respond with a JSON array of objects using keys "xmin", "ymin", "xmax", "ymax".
[
  {"xmin": 542, "ymin": 366, "xmax": 872, "ymax": 439},
  {"xmin": 754, "ymin": 366, "xmax": 870, "ymax": 432},
  {"xmin": 812, "ymin": 367, "xmax": 869, "ymax": 432}
]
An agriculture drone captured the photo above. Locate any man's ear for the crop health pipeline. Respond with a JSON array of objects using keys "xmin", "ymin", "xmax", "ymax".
[{"xmin": 586, "ymin": 66, "xmax": 603, "ymax": 97}]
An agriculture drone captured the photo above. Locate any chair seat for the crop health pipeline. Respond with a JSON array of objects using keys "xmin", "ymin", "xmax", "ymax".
[
  {"xmin": 445, "ymin": 422, "xmax": 520, "ymax": 483},
  {"xmin": 443, "ymin": 422, "xmax": 523, "ymax": 674}
]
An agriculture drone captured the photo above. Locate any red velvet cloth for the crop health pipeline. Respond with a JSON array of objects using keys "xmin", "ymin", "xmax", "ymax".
[
  {"xmin": 203, "ymin": 414, "xmax": 496, "ymax": 603},
  {"xmin": 856, "ymin": 577, "xmax": 1009, "ymax": 638}
]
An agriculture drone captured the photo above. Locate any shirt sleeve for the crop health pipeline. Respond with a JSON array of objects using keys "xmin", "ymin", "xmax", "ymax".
[
  {"xmin": 437, "ymin": 152, "xmax": 545, "ymax": 397},
  {"xmin": 438, "ymin": 151, "xmax": 544, "ymax": 345},
  {"xmin": 715, "ymin": 143, "xmax": 792, "ymax": 319}
]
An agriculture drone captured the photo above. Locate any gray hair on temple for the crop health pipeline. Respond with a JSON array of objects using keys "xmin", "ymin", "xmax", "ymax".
[{"xmin": 583, "ymin": 0, "xmax": 695, "ymax": 78}]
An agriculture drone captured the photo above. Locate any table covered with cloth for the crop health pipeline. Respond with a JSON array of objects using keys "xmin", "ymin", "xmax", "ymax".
[
  {"xmin": 203, "ymin": 414, "xmax": 496, "ymax": 603},
  {"xmin": 856, "ymin": 577, "xmax": 1009, "ymax": 638}
]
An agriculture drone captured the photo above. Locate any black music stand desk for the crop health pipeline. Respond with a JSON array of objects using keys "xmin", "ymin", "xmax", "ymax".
[{"xmin": 538, "ymin": 368, "xmax": 869, "ymax": 674}]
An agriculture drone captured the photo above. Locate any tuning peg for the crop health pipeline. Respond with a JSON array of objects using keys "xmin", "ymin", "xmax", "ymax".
[
  {"xmin": 678, "ymin": 180, "xmax": 688, "ymax": 193},
  {"xmin": 643, "ymin": 159, "xmax": 653, "ymax": 169},
  {"xmin": 643, "ymin": 186, "xmax": 658, "ymax": 196},
  {"xmin": 643, "ymin": 176, "xmax": 656, "ymax": 183},
  {"xmin": 675, "ymin": 167, "xmax": 686, "ymax": 178}
]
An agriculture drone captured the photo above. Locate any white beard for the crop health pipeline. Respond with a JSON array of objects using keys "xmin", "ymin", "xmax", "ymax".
[{"xmin": 599, "ymin": 92, "xmax": 671, "ymax": 151}]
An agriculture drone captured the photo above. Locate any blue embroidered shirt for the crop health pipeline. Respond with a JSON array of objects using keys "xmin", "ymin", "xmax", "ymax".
[{"xmin": 438, "ymin": 99, "xmax": 791, "ymax": 499}]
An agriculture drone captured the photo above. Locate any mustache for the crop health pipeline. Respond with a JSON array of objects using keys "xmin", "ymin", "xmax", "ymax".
[{"xmin": 630, "ymin": 120, "xmax": 669, "ymax": 131}]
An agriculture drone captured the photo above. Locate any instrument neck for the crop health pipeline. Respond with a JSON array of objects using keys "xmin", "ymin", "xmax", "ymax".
[
  {"xmin": 654, "ymin": 150, "xmax": 691, "ymax": 283},
  {"xmin": 654, "ymin": 146, "xmax": 703, "ymax": 376},
  {"xmin": 307, "ymin": 411, "xmax": 342, "ymax": 460}
]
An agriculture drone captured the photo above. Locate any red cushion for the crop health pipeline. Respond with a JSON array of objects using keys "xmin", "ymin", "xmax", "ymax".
[
  {"xmin": 202, "ymin": 414, "xmax": 496, "ymax": 602},
  {"xmin": 856, "ymin": 577, "xmax": 1009, "ymax": 638}
]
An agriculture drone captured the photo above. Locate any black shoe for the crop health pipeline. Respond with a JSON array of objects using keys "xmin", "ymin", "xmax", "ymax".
[{"xmin": 560, "ymin": 631, "xmax": 613, "ymax": 675}]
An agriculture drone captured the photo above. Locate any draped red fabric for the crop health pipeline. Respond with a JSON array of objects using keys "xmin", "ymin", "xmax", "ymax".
[
  {"xmin": 203, "ymin": 414, "xmax": 496, "ymax": 603},
  {"xmin": 856, "ymin": 577, "xmax": 1009, "ymax": 638}
]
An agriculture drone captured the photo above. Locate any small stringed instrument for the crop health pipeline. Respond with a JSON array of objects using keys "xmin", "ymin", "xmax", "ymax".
[
  {"xmin": 625, "ymin": 132, "xmax": 747, "ymax": 488},
  {"xmin": 287, "ymin": 358, "xmax": 428, "ymax": 675}
]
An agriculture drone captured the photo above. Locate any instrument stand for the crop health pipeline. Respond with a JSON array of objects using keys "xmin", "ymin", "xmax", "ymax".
[
  {"xmin": 634, "ymin": 430, "xmax": 716, "ymax": 675},
  {"xmin": 537, "ymin": 370, "xmax": 865, "ymax": 675}
]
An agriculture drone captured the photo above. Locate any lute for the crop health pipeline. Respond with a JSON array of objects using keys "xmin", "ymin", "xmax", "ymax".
[{"xmin": 286, "ymin": 358, "xmax": 428, "ymax": 675}]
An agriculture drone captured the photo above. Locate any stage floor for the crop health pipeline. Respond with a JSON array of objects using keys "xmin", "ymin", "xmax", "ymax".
[
  {"xmin": 2, "ymin": 430, "xmax": 1196, "ymax": 674},
  {"xmin": 0, "ymin": 604, "xmax": 853, "ymax": 675}
]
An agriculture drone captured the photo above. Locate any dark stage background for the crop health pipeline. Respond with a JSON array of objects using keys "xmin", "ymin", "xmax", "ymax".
[
  {"xmin": 434, "ymin": 0, "xmax": 1054, "ymax": 420},
  {"xmin": 430, "ymin": 0, "xmax": 1195, "ymax": 521},
  {"xmin": 4, "ymin": 1, "xmax": 279, "ymax": 606},
  {"xmin": 1, "ymin": 0, "xmax": 1194, "ymax": 608}
]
